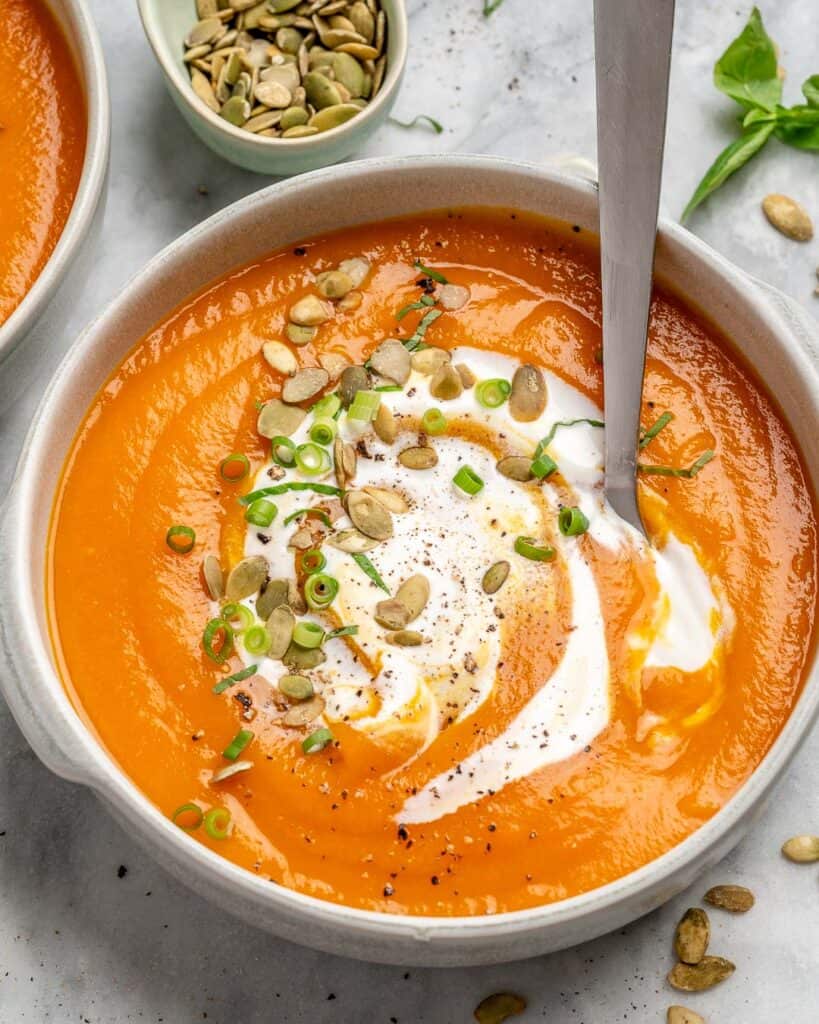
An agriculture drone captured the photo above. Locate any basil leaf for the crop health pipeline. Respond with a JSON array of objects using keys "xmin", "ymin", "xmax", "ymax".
[
  {"xmin": 802, "ymin": 75, "xmax": 819, "ymax": 108},
  {"xmin": 774, "ymin": 108, "xmax": 819, "ymax": 151},
  {"xmin": 713, "ymin": 7, "xmax": 782, "ymax": 111},
  {"xmin": 742, "ymin": 107, "xmax": 776, "ymax": 128},
  {"xmin": 682, "ymin": 121, "xmax": 775, "ymax": 221}
]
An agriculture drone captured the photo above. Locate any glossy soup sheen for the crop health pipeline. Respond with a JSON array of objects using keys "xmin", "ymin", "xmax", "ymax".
[
  {"xmin": 48, "ymin": 210, "xmax": 817, "ymax": 916},
  {"xmin": 0, "ymin": 0, "xmax": 86, "ymax": 327}
]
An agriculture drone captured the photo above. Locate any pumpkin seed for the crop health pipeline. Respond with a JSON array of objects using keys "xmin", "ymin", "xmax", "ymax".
[
  {"xmin": 339, "ymin": 365, "xmax": 369, "ymax": 407},
  {"xmin": 316, "ymin": 270, "xmax": 354, "ymax": 299},
  {"xmin": 346, "ymin": 490, "xmax": 393, "ymax": 540},
  {"xmin": 267, "ymin": 604, "xmax": 296, "ymax": 659},
  {"xmin": 260, "ymin": 63, "xmax": 301, "ymax": 92},
  {"xmin": 363, "ymin": 486, "xmax": 409, "ymax": 513},
  {"xmin": 287, "ymin": 579, "xmax": 307, "ymax": 615},
  {"xmin": 276, "ymin": 26, "xmax": 304, "ymax": 53},
  {"xmin": 429, "ymin": 362, "xmax": 463, "ymax": 401},
  {"xmin": 666, "ymin": 1008, "xmax": 704, "ymax": 1024},
  {"xmin": 303, "ymin": 69, "xmax": 342, "ymax": 108},
  {"xmin": 196, "ymin": 0, "xmax": 219, "ymax": 17},
  {"xmin": 220, "ymin": 95, "xmax": 250, "ymax": 125},
  {"xmin": 256, "ymin": 578, "xmax": 290, "ymax": 620},
  {"xmin": 244, "ymin": 110, "xmax": 284, "ymax": 133},
  {"xmin": 203, "ymin": 554, "xmax": 225, "ymax": 600},
  {"xmin": 673, "ymin": 908, "xmax": 710, "ymax": 965},
  {"xmin": 283, "ymin": 694, "xmax": 326, "ymax": 726},
  {"xmin": 338, "ymin": 289, "xmax": 363, "ymax": 311},
  {"xmin": 211, "ymin": 760, "xmax": 253, "ymax": 783},
  {"xmin": 371, "ymin": 54, "xmax": 386, "ymax": 95},
  {"xmin": 370, "ymin": 339, "xmax": 411, "ymax": 385},
  {"xmin": 282, "ymin": 125, "xmax": 320, "ymax": 138},
  {"xmin": 456, "ymin": 363, "xmax": 476, "ymax": 389},
  {"xmin": 509, "ymin": 364, "xmax": 547, "ymax": 422},
  {"xmin": 336, "ymin": 42, "xmax": 379, "ymax": 60},
  {"xmin": 279, "ymin": 673, "xmax": 314, "ymax": 700},
  {"xmin": 254, "ymin": 80, "xmax": 292, "ymax": 108},
  {"xmin": 309, "ymin": 102, "xmax": 361, "ymax": 132},
  {"xmin": 186, "ymin": 17, "xmax": 223, "ymax": 47},
  {"xmin": 333, "ymin": 437, "xmax": 357, "ymax": 489},
  {"xmin": 386, "ymin": 629, "xmax": 424, "ymax": 646},
  {"xmin": 391, "ymin": 575, "xmax": 428, "ymax": 622},
  {"xmin": 667, "ymin": 956, "xmax": 734, "ymax": 992},
  {"xmin": 282, "ymin": 367, "xmax": 329, "ymax": 403},
  {"xmin": 373, "ymin": 402, "xmax": 397, "ymax": 444},
  {"xmin": 338, "ymin": 256, "xmax": 370, "ymax": 286},
  {"xmin": 326, "ymin": 527, "xmax": 380, "ymax": 553},
  {"xmin": 262, "ymin": 339, "xmax": 299, "ymax": 375},
  {"xmin": 289, "ymin": 294, "xmax": 333, "ymax": 326},
  {"xmin": 318, "ymin": 351, "xmax": 348, "ymax": 379},
  {"xmin": 438, "ymin": 283, "xmax": 470, "ymax": 310},
  {"xmin": 190, "ymin": 67, "xmax": 220, "ymax": 111},
  {"xmin": 482, "ymin": 561, "xmax": 510, "ymax": 595},
  {"xmin": 269, "ymin": 0, "xmax": 302, "ymax": 11},
  {"xmin": 286, "ymin": 323, "xmax": 317, "ymax": 347},
  {"xmin": 398, "ymin": 446, "xmax": 438, "ymax": 470},
  {"xmin": 374, "ymin": 598, "xmax": 410, "ymax": 630},
  {"xmin": 348, "ymin": 2, "xmax": 375, "ymax": 41},
  {"xmin": 782, "ymin": 834, "xmax": 819, "ymax": 862},
  {"xmin": 496, "ymin": 455, "xmax": 533, "ymax": 481},
  {"xmin": 331, "ymin": 51, "xmax": 366, "ymax": 95},
  {"xmin": 473, "ymin": 992, "xmax": 526, "ymax": 1024},
  {"xmin": 225, "ymin": 555, "xmax": 269, "ymax": 601},
  {"xmin": 283, "ymin": 642, "xmax": 326, "ymax": 670},
  {"xmin": 281, "ymin": 105, "xmax": 310, "ymax": 130},
  {"xmin": 185, "ymin": 45, "xmax": 213, "ymax": 63},
  {"xmin": 257, "ymin": 398, "xmax": 307, "ymax": 438},
  {"xmin": 762, "ymin": 193, "xmax": 814, "ymax": 241},
  {"xmin": 703, "ymin": 884, "xmax": 755, "ymax": 912},
  {"xmin": 411, "ymin": 346, "xmax": 450, "ymax": 375}
]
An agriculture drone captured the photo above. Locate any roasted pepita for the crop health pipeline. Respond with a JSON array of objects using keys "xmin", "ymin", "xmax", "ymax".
[
  {"xmin": 667, "ymin": 956, "xmax": 735, "ymax": 992},
  {"xmin": 429, "ymin": 362, "xmax": 463, "ymax": 401},
  {"xmin": 386, "ymin": 629, "xmax": 424, "ymax": 646},
  {"xmin": 482, "ymin": 561, "xmax": 510, "ymax": 595},
  {"xmin": 203, "ymin": 554, "xmax": 225, "ymax": 600},
  {"xmin": 363, "ymin": 486, "xmax": 409, "ymax": 513},
  {"xmin": 289, "ymin": 294, "xmax": 334, "ymax": 326},
  {"xmin": 496, "ymin": 455, "xmax": 534, "ymax": 481},
  {"xmin": 673, "ymin": 907, "xmax": 710, "ymax": 965},
  {"xmin": 279, "ymin": 673, "xmax": 314, "ymax": 700},
  {"xmin": 782, "ymin": 834, "xmax": 819, "ymax": 862},
  {"xmin": 666, "ymin": 1008, "xmax": 704, "ymax": 1024},
  {"xmin": 398, "ymin": 446, "xmax": 438, "ymax": 470},
  {"xmin": 411, "ymin": 346, "xmax": 450, "ymax": 375},
  {"xmin": 281, "ymin": 366, "xmax": 330, "ymax": 403},
  {"xmin": 346, "ymin": 489, "xmax": 393, "ymax": 540},
  {"xmin": 266, "ymin": 604, "xmax": 296, "ymax": 659},
  {"xmin": 509, "ymin": 364, "xmax": 547, "ymax": 422},
  {"xmin": 256, "ymin": 577, "xmax": 290, "ymax": 619},
  {"xmin": 762, "ymin": 193, "xmax": 814, "ymax": 241},
  {"xmin": 374, "ymin": 598, "xmax": 410, "ymax": 630},
  {"xmin": 373, "ymin": 402, "xmax": 397, "ymax": 444},
  {"xmin": 339, "ymin": 364, "xmax": 369, "ymax": 407},
  {"xmin": 326, "ymin": 527, "xmax": 380, "ymax": 553},
  {"xmin": 225, "ymin": 555, "xmax": 269, "ymax": 601},
  {"xmin": 257, "ymin": 398, "xmax": 307, "ymax": 438},
  {"xmin": 394, "ymin": 574, "xmax": 429, "ymax": 621},
  {"xmin": 283, "ymin": 694, "xmax": 326, "ymax": 725},
  {"xmin": 262, "ymin": 339, "xmax": 299, "ymax": 375},
  {"xmin": 473, "ymin": 992, "xmax": 526, "ymax": 1024},
  {"xmin": 703, "ymin": 884, "xmax": 755, "ymax": 912},
  {"xmin": 370, "ymin": 339, "xmax": 411, "ymax": 385}
]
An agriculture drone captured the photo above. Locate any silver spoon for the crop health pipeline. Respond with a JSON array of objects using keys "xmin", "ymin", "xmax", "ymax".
[{"xmin": 594, "ymin": 0, "xmax": 676, "ymax": 537}]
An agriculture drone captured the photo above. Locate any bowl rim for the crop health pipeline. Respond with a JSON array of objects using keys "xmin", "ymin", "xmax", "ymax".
[
  {"xmin": 0, "ymin": 0, "xmax": 111, "ymax": 368},
  {"xmin": 4, "ymin": 154, "xmax": 819, "ymax": 951},
  {"xmin": 136, "ymin": 0, "xmax": 408, "ymax": 151}
]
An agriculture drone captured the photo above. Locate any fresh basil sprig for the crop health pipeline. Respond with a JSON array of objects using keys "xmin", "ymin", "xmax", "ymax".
[{"xmin": 683, "ymin": 8, "xmax": 819, "ymax": 221}]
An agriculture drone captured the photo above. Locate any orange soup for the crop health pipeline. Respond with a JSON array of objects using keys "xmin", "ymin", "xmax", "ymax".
[
  {"xmin": 48, "ymin": 210, "xmax": 817, "ymax": 916},
  {"xmin": 0, "ymin": 0, "xmax": 86, "ymax": 327}
]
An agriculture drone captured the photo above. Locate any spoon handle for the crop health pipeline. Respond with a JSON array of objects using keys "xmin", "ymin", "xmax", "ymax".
[{"xmin": 594, "ymin": 0, "xmax": 675, "ymax": 534}]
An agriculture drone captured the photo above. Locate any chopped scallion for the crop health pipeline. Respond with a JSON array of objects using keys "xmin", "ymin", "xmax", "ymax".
[
  {"xmin": 244, "ymin": 498, "xmax": 278, "ymax": 528},
  {"xmin": 166, "ymin": 525, "xmax": 196, "ymax": 554},
  {"xmin": 302, "ymin": 727, "xmax": 334, "ymax": 754},
  {"xmin": 239, "ymin": 482, "xmax": 343, "ymax": 505},
  {"xmin": 350, "ymin": 552, "xmax": 390, "ymax": 592},
  {"xmin": 309, "ymin": 416, "xmax": 338, "ymax": 446},
  {"xmin": 325, "ymin": 624, "xmax": 359, "ymax": 639},
  {"xmin": 373, "ymin": 384, "xmax": 404, "ymax": 392},
  {"xmin": 243, "ymin": 624, "xmax": 271, "ymax": 656},
  {"xmin": 212, "ymin": 664, "xmax": 257, "ymax": 694},
  {"xmin": 295, "ymin": 442, "xmax": 331, "ymax": 476},
  {"xmin": 311, "ymin": 393, "xmax": 341, "ymax": 419},
  {"xmin": 223, "ymin": 728, "xmax": 254, "ymax": 761},
  {"xmin": 293, "ymin": 621, "xmax": 325, "ymax": 649},
  {"xmin": 421, "ymin": 408, "xmax": 447, "ymax": 435},
  {"xmin": 270, "ymin": 435, "xmax": 297, "ymax": 467},
  {"xmin": 171, "ymin": 802, "xmax": 203, "ymax": 831},
  {"xmin": 221, "ymin": 602, "xmax": 254, "ymax": 634},
  {"xmin": 203, "ymin": 618, "xmax": 234, "ymax": 664},
  {"xmin": 413, "ymin": 259, "xmax": 449, "ymax": 284},
  {"xmin": 219, "ymin": 453, "xmax": 250, "ymax": 482},
  {"xmin": 452, "ymin": 465, "xmax": 484, "ymax": 496},
  {"xmin": 283, "ymin": 507, "xmax": 332, "ymax": 528},
  {"xmin": 558, "ymin": 506, "xmax": 590, "ymax": 537},
  {"xmin": 301, "ymin": 549, "xmax": 327, "ymax": 575},
  {"xmin": 530, "ymin": 453, "xmax": 558, "ymax": 479},
  {"xmin": 514, "ymin": 536, "xmax": 555, "ymax": 562},
  {"xmin": 475, "ymin": 378, "xmax": 511, "ymax": 409},
  {"xmin": 202, "ymin": 806, "xmax": 231, "ymax": 840},
  {"xmin": 305, "ymin": 573, "xmax": 339, "ymax": 609},
  {"xmin": 347, "ymin": 390, "xmax": 381, "ymax": 422}
]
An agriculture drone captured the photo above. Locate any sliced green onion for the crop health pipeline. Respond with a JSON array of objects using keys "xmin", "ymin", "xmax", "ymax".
[
  {"xmin": 293, "ymin": 621, "xmax": 325, "ymax": 649},
  {"xmin": 311, "ymin": 393, "xmax": 341, "ymax": 419},
  {"xmin": 172, "ymin": 802, "xmax": 203, "ymax": 831},
  {"xmin": 212, "ymin": 664, "xmax": 257, "ymax": 694},
  {"xmin": 239, "ymin": 482, "xmax": 343, "ymax": 506},
  {"xmin": 558, "ymin": 506, "xmax": 590, "ymax": 537},
  {"xmin": 301, "ymin": 549, "xmax": 327, "ymax": 574},
  {"xmin": 514, "ymin": 536, "xmax": 555, "ymax": 562},
  {"xmin": 244, "ymin": 498, "xmax": 278, "ymax": 528},
  {"xmin": 295, "ymin": 442, "xmax": 331, "ymax": 476},
  {"xmin": 223, "ymin": 728, "xmax": 254, "ymax": 761},
  {"xmin": 413, "ymin": 259, "xmax": 449, "ymax": 284},
  {"xmin": 166, "ymin": 525, "xmax": 196, "ymax": 554},
  {"xmin": 305, "ymin": 573, "xmax": 339, "ymax": 609},
  {"xmin": 405, "ymin": 307, "xmax": 443, "ymax": 351},
  {"xmin": 421, "ymin": 408, "xmax": 447, "ymax": 435},
  {"xmin": 221, "ymin": 602, "xmax": 254, "ymax": 634},
  {"xmin": 351, "ymin": 552, "xmax": 390, "ymax": 592},
  {"xmin": 283, "ymin": 507, "xmax": 332, "ymax": 528},
  {"xmin": 452, "ymin": 465, "xmax": 484, "ymax": 496},
  {"xmin": 475, "ymin": 379, "xmax": 511, "ymax": 409},
  {"xmin": 374, "ymin": 384, "xmax": 404, "ymax": 392},
  {"xmin": 530, "ymin": 453, "xmax": 558, "ymax": 479},
  {"xmin": 326, "ymin": 624, "xmax": 359, "ymax": 639},
  {"xmin": 638, "ymin": 449, "xmax": 716, "ymax": 478},
  {"xmin": 203, "ymin": 618, "xmax": 234, "ymax": 664},
  {"xmin": 347, "ymin": 390, "xmax": 381, "ymax": 422},
  {"xmin": 396, "ymin": 294, "xmax": 436, "ymax": 320},
  {"xmin": 639, "ymin": 411, "xmax": 674, "ymax": 450},
  {"xmin": 302, "ymin": 727, "xmax": 334, "ymax": 754},
  {"xmin": 202, "ymin": 806, "xmax": 231, "ymax": 840},
  {"xmin": 243, "ymin": 624, "xmax": 271, "ymax": 656},
  {"xmin": 219, "ymin": 453, "xmax": 250, "ymax": 482},
  {"xmin": 309, "ymin": 416, "xmax": 338, "ymax": 446},
  {"xmin": 535, "ymin": 418, "xmax": 604, "ymax": 457},
  {"xmin": 270, "ymin": 435, "xmax": 297, "ymax": 466}
]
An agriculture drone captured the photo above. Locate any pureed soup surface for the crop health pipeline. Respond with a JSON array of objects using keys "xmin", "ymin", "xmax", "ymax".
[
  {"xmin": 48, "ymin": 210, "xmax": 817, "ymax": 916},
  {"xmin": 0, "ymin": 0, "xmax": 86, "ymax": 327}
]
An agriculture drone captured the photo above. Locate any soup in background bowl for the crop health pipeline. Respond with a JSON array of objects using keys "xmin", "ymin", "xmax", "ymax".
[{"xmin": 3, "ymin": 159, "xmax": 819, "ymax": 965}]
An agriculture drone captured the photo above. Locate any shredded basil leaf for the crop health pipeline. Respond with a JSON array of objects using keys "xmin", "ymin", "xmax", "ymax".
[
  {"xmin": 413, "ymin": 259, "xmax": 448, "ymax": 285},
  {"xmin": 639, "ymin": 411, "xmax": 674, "ymax": 449},
  {"xmin": 639, "ymin": 450, "xmax": 716, "ymax": 478},
  {"xmin": 350, "ymin": 553, "xmax": 390, "ymax": 593},
  {"xmin": 239, "ymin": 482, "xmax": 343, "ymax": 506}
]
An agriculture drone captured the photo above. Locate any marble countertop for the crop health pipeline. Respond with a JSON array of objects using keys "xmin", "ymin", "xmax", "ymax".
[{"xmin": 1, "ymin": 0, "xmax": 818, "ymax": 1020}]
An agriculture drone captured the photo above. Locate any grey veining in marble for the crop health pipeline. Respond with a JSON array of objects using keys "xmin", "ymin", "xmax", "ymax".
[{"xmin": 1, "ymin": 0, "xmax": 818, "ymax": 1020}]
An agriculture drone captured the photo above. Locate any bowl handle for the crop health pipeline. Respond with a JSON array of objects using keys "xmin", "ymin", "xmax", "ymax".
[{"xmin": 0, "ymin": 484, "xmax": 99, "ymax": 784}]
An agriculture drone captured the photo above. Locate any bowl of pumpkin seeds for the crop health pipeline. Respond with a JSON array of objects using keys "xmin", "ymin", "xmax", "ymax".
[{"xmin": 137, "ymin": 0, "xmax": 407, "ymax": 175}]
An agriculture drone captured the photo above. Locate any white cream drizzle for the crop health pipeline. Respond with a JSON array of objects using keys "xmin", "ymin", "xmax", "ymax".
[{"xmin": 240, "ymin": 347, "xmax": 730, "ymax": 824}]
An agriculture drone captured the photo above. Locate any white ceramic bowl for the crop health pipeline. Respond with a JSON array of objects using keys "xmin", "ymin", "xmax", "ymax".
[
  {"xmin": 137, "ymin": 0, "xmax": 407, "ymax": 175},
  {"xmin": 2, "ymin": 156, "xmax": 818, "ymax": 967},
  {"xmin": 0, "ymin": 0, "xmax": 110, "ymax": 395}
]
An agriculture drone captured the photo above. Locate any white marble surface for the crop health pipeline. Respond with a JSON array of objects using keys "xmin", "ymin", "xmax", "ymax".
[{"xmin": 1, "ymin": 0, "xmax": 819, "ymax": 1020}]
